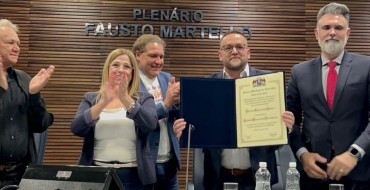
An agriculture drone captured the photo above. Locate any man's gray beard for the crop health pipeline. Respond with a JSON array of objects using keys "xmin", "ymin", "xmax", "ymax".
[{"xmin": 319, "ymin": 39, "xmax": 346, "ymax": 55}]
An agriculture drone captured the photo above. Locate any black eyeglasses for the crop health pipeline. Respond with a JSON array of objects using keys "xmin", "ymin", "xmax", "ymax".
[{"xmin": 220, "ymin": 44, "xmax": 248, "ymax": 53}]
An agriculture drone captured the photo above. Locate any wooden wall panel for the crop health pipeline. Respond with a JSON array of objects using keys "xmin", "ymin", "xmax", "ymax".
[{"xmin": 1, "ymin": 1, "xmax": 370, "ymax": 189}]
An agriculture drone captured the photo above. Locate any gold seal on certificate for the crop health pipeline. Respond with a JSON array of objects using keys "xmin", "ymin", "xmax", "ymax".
[{"xmin": 236, "ymin": 72, "xmax": 287, "ymax": 147}]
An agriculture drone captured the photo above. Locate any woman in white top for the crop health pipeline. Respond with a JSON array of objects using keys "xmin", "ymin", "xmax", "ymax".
[{"xmin": 71, "ymin": 48, "xmax": 158, "ymax": 190}]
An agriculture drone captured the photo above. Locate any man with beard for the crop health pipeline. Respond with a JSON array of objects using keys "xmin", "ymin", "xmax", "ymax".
[
  {"xmin": 287, "ymin": 2, "xmax": 370, "ymax": 190},
  {"xmin": 190, "ymin": 30, "xmax": 295, "ymax": 190}
]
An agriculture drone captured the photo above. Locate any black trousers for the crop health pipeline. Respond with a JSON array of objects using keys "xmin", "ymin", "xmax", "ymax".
[{"xmin": 0, "ymin": 162, "xmax": 28, "ymax": 188}]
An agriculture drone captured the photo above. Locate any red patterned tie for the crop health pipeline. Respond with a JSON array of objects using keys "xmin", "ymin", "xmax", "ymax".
[{"xmin": 326, "ymin": 61, "xmax": 337, "ymax": 110}]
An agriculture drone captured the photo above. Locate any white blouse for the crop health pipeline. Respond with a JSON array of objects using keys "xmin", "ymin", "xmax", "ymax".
[{"xmin": 93, "ymin": 108, "xmax": 136, "ymax": 163}]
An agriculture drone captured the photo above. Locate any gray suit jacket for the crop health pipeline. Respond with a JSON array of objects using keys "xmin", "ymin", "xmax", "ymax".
[{"xmin": 287, "ymin": 51, "xmax": 370, "ymax": 181}]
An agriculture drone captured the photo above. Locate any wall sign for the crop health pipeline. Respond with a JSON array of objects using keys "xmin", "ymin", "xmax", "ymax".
[{"xmin": 85, "ymin": 8, "xmax": 251, "ymax": 39}]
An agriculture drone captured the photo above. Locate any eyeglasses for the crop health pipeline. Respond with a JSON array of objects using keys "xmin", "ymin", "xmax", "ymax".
[
  {"xmin": 110, "ymin": 63, "xmax": 133, "ymax": 71},
  {"xmin": 220, "ymin": 44, "xmax": 248, "ymax": 53}
]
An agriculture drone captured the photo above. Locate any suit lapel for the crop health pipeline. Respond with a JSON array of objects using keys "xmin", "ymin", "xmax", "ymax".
[
  {"xmin": 139, "ymin": 80, "xmax": 147, "ymax": 92},
  {"xmin": 311, "ymin": 57, "xmax": 331, "ymax": 113},
  {"xmin": 157, "ymin": 73, "xmax": 168, "ymax": 99},
  {"xmin": 249, "ymin": 66, "xmax": 258, "ymax": 77},
  {"xmin": 212, "ymin": 72, "xmax": 223, "ymax": 79},
  {"xmin": 332, "ymin": 52, "xmax": 352, "ymax": 111}
]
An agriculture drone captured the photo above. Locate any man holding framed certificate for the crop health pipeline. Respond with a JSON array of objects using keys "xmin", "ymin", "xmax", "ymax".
[{"xmin": 174, "ymin": 30, "xmax": 294, "ymax": 190}]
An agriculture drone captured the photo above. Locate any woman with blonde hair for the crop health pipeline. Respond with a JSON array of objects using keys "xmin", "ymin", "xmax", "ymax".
[{"xmin": 71, "ymin": 48, "xmax": 157, "ymax": 189}]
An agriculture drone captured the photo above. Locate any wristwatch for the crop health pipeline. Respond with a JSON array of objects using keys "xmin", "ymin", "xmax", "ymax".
[{"xmin": 348, "ymin": 147, "xmax": 361, "ymax": 161}]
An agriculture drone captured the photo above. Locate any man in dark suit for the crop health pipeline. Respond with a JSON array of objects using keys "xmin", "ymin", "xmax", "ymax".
[
  {"xmin": 287, "ymin": 2, "xmax": 370, "ymax": 190},
  {"xmin": 174, "ymin": 30, "xmax": 295, "ymax": 190}
]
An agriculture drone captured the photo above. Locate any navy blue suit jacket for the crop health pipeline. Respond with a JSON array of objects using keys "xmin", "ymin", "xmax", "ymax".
[
  {"xmin": 287, "ymin": 51, "xmax": 370, "ymax": 181},
  {"xmin": 140, "ymin": 71, "xmax": 181, "ymax": 169},
  {"xmin": 203, "ymin": 66, "xmax": 279, "ymax": 190}
]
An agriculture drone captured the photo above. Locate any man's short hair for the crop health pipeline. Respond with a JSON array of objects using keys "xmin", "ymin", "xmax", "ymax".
[
  {"xmin": 132, "ymin": 34, "xmax": 166, "ymax": 53},
  {"xmin": 0, "ymin": 19, "xmax": 19, "ymax": 32},
  {"xmin": 317, "ymin": 2, "xmax": 350, "ymax": 26}
]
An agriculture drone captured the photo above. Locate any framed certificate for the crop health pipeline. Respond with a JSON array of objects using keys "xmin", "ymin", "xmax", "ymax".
[
  {"xmin": 235, "ymin": 72, "xmax": 287, "ymax": 147},
  {"xmin": 179, "ymin": 72, "xmax": 287, "ymax": 148}
]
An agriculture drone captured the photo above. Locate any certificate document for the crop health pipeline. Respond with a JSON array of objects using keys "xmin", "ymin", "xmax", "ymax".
[
  {"xmin": 235, "ymin": 72, "xmax": 287, "ymax": 147},
  {"xmin": 179, "ymin": 73, "xmax": 287, "ymax": 148}
]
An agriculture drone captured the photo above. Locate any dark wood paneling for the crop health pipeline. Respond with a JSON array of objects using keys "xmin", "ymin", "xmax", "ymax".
[{"xmin": 1, "ymin": 1, "xmax": 370, "ymax": 189}]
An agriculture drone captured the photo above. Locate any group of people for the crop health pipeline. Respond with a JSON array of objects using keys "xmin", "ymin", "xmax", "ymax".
[
  {"xmin": 1, "ymin": 2, "xmax": 370, "ymax": 190},
  {"xmin": 70, "ymin": 34, "xmax": 181, "ymax": 190}
]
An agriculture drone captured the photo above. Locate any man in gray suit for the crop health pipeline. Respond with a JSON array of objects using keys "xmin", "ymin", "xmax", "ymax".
[{"xmin": 287, "ymin": 2, "xmax": 370, "ymax": 190}]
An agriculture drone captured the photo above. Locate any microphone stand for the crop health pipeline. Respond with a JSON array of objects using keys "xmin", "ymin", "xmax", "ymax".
[{"xmin": 185, "ymin": 124, "xmax": 194, "ymax": 190}]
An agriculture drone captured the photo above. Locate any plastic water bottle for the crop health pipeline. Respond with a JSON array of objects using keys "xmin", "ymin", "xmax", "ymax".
[
  {"xmin": 255, "ymin": 162, "xmax": 271, "ymax": 190},
  {"xmin": 285, "ymin": 162, "xmax": 300, "ymax": 190}
]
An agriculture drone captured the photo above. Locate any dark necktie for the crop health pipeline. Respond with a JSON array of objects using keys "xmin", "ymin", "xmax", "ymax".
[{"xmin": 326, "ymin": 61, "xmax": 337, "ymax": 110}]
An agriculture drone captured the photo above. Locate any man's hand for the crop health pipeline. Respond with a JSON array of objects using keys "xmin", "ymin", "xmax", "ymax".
[
  {"xmin": 163, "ymin": 77, "xmax": 180, "ymax": 109},
  {"xmin": 281, "ymin": 111, "xmax": 294, "ymax": 132},
  {"xmin": 301, "ymin": 152, "xmax": 328, "ymax": 179},
  {"xmin": 173, "ymin": 118, "xmax": 186, "ymax": 139},
  {"xmin": 327, "ymin": 151, "xmax": 357, "ymax": 180},
  {"xmin": 0, "ymin": 56, "xmax": 8, "ymax": 90},
  {"xmin": 29, "ymin": 65, "xmax": 55, "ymax": 94}
]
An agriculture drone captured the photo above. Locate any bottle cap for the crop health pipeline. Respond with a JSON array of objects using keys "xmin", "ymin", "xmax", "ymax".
[
  {"xmin": 289, "ymin": 162, "xmax": 296, "ymax": 167},
  {"xmin": 259, "ymin": 162, "xmax": 267, "ymax": 167}
]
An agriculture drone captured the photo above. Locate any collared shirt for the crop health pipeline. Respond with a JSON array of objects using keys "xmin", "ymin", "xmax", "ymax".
[
  {"xmin": 321, "ymin": 51, "xmax": 343, "ymax": 99},
  {"xmin": 0, "ymin": 67, "xmax": 29, "ymax": 164},
  {"xmin": 221, "ymin": 64, "xmax": 251, "ymax": 170}
]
